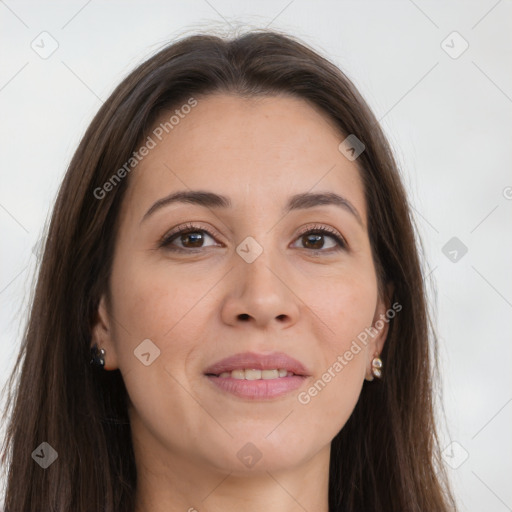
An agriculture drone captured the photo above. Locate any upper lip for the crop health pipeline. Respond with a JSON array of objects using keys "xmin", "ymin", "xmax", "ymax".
[{"xmin": 204, "ymin": 351, "xmax": 310, "ymax": 376}]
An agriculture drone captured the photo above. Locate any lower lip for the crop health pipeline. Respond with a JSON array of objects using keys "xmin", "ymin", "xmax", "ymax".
[{"xmin": 206, "ymin": 375, "xmax": 307, "ymax": 400}]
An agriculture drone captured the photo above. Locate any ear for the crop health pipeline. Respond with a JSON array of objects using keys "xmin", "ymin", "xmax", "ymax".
[
  {"xmin": 365, "ymin": 282, "xmax": 394, "ymax": 381},
  {"xmin": 90, "ymin": 294, "xmax": 119, "ymax": 371}
]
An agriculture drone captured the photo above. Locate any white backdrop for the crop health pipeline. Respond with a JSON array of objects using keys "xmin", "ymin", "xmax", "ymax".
[{"xmin": 1, "ymin": 1, "xmax": 511, "ymax": 510}]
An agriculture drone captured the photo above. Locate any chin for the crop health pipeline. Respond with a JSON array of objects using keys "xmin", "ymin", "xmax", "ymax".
[{"xmin": 198, "ymin": 432, "xmax": 319, "ymax": 475}]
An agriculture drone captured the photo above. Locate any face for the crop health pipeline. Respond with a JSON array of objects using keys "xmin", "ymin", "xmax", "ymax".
[{"xmin": 92, "ymin": 93, "xmax": 390, "ymax": 475}]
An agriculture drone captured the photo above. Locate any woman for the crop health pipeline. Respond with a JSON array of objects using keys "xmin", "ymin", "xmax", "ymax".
[{"xmin": 1, "ymin": 29, "xmax": 456, "ymax": 511}]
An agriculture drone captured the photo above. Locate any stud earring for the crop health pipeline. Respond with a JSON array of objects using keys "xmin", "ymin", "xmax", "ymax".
[
  {"xmin": 366, "ymin": 354, "xmax": 383, "ymax": 381},
  {"xmin": 371, "ymin": 355, "xmax": 383, "ymax": 379},
  {"xmin": 90, "ymin": 344, "xmax": 106, "ymax": 369}
]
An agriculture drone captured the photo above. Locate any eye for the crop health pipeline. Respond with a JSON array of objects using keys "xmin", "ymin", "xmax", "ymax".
[
  {"xmin": 291, "ymin": 224, "xmax": 347, "ymax": 253},
  {"xmin": 159, "ymin": 223, "xmax": 220, "ymax": 252},
  {"xmin": 159, "ymin": 222, "xmax": 347, "ymax": 254}
]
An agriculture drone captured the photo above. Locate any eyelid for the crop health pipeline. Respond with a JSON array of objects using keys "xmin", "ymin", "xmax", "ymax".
[
  {"xmin": 159, "ymin": 221, "xmax": 224, "ymax": 247},
  {"xmin": 295, "ymin": 223, "xmax": 346, "ymax": 243},
  {"xmin": 293, "ymin": 223, "xmax": 347, "ymax": 251},
  {"xmin": 159, "ymin": 222, "xmax": 348, "ymax": 252}
]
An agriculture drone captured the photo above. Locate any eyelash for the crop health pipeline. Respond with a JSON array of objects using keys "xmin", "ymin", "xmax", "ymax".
[{"xmin": 159, "ymin": 222, "xmax": 347, "ymax": 254}]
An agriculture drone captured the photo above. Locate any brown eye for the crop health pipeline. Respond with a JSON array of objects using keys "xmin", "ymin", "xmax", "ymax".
[
  {"xmin": 160, "ymin": 224, "xmax": 219, "ymax": 252},
  {"xmin": 178, "ymin": 231, "xmax": 206, "ymax": 248},
  {"xmin": 292, "ymin": 225, "xmax": 346, "ymax": 253},
  {"xmin": 159, "ymin": 223, "xmax": 346, "ymax": 254},
  {"xmin": 302, "ymin": 233, "xmax": 328, "ymax": 250}
]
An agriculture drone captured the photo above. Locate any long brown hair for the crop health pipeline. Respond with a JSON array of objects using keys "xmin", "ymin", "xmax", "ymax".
[{"xmin": 1, "ymin": 29, "xmax": 456, "ymax": 511}]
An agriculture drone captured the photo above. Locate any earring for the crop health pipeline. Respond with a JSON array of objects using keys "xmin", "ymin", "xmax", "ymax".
[
  {"xmin": 90, "ymin": 344, "xmax": 106, "ymax": 369},
  {"xmin": 371, "ymin": 355, "xmax": 383, "ymax": 379}
]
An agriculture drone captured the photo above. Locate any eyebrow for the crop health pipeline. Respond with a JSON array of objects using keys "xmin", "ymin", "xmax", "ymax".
[{"xmin": 141, "ymin": 190, "xmax": 364, "ymax": 227}]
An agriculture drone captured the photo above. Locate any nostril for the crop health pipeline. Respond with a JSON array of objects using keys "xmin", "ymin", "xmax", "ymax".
[{"xmin": 238, "ymin": 313, "xmax": 250, "ymax": 321}]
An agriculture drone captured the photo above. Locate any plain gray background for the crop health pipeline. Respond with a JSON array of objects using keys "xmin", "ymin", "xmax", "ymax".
[{"xmin": 1, "ymin": 1, "xmax": 511, "ymax": 510}]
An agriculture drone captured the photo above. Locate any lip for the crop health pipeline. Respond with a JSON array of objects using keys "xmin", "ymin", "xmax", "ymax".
[
  {"xmin": 204, "ymin": 351, "xmax": 310, "ymax": 400},
  {"xmin": 204, "ymin": 351, "xmax": 310, "ymax": 376}
]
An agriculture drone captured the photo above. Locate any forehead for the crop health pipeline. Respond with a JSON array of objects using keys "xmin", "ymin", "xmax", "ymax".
[{"xmin": 125, "ymin": 93, "xmax": 366, "ymax": 224}]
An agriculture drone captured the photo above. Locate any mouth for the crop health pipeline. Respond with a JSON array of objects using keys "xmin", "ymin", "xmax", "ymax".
[
  {"xmin": 208, "ymin": 368, "xmax": 298, "ymax": 380},
  {"xmin": 204, "ymin": 351, "xmax": 310, "ymax": 400}
]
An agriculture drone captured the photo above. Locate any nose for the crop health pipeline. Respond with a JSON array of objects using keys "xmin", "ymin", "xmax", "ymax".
[{"xmin": 220, "ymin": 254, "xmax": 300, "ymax": 330}]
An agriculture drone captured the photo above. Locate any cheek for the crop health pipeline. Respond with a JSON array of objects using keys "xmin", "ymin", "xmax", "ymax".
[
  {"xmin": 108, "ymin": 252, "xmax": 222, "ymax": 379},
  {"xmin": 304, "ymin": 267, "xmax": 378, "ymax": 355},
  {"xmin": 107, "ymin": 257, "xmax": 217, "ymax": 441},
  {"xmin": 110, "ymin": 248, "xmax": 203, "ymax": 332},
  {"xmin": 290, "ymin": 361, "xmax": 364, "ymax": 452},
  {"xmin": 287, "ymin": 269, "xmax": 377, "ymax": 432}
]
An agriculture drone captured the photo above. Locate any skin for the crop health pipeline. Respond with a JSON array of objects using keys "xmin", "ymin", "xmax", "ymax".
[{"xmin": 92, "ymin": 93, "xmax": 391, "ymax": 512}]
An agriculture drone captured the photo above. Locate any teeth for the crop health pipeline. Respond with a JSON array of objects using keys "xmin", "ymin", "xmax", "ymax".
[
  {"xmin": 231, "ymin": 370, "xmax": 245, "ymax": 380},
  {"xmin": 217, "ymin": 368, "xmax": 294, "ymax": 380},
  {"xmin": 245, "ymin": 369, "xmax": 261, "ymax": 380},
  {"xmin": 261, "ymin": 369, "xmax": 279, "ymax": 379}
]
